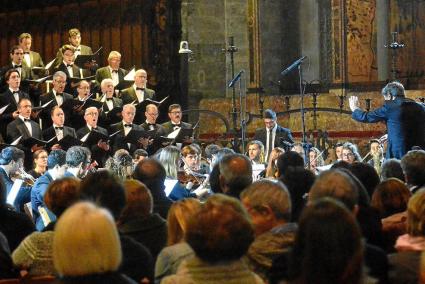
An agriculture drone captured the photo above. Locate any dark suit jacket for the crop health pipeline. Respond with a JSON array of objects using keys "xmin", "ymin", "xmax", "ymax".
[
  {"xmin": 352, "ymin": 97, "xmax": 425, "ymax": 159},
  {"xmin": 95, "ymin": 66, "xmax": 127, "ymax": 88},
  {"xmin": 161, "ymin": 121, "xmax": 192, "ymax": 136},
  {"xmin": 0, "ymin": 64, "xmax": 32, "ymax": 94},
  {"xmin": 110, "ymin": 121, "xmax": 144, "ymax": 154},
  {"xmin": 39, "ymin": 90, "xmax": 74, "ymax": 129},
  {"xmin": 6, "ymin": 117, "xmax": 42, "ymax": 143},
  {"xmin": 253, "ymin": 124, "xmax": 294, "ymax": 150},
  {"xmin": 121, "ymin": 86, "xmax": 155, "ymax": 104},
  {"xmin": 42, "ymin": 125, "xmax": 77, "ymax": 141},
  {"xmin": 140, "ymin": 122, "xmax": 167, "ymax": 155},
  {"xmin": 53, "ymin": 44, "xmax": 93, "ymax": 71},
  {"xmin": 53, "ymin": 62, "xmax": 82, "ymax": 95},
  {"xmin": 76, "ymin": 125, "xmax": 110, "ymax": 167},
  {"xmin": 98, "ymin": 96, "xmax": 123, "ymax": 128}
]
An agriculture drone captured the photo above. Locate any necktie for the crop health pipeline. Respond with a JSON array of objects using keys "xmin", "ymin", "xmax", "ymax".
[
  {"xmin": 136, "ymin": 87, "xmax": 145, "ymax": 91},
  {"xmin": 124, "ymin": 124, "xmax": 133, "ymax": 128},
  {"xmin": 55, "ymin": 127, "xmax": 64, "ymax": 130},
  {"xmin": 267, "ymin": 129, "xmax": 273, "ymax": 160}
]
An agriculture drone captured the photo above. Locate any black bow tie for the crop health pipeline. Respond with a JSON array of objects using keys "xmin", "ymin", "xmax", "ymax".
[
  {"xmin": 55, "ymin": 127, "xmax": 64, "ymax": 130},
  {"xmin": 106, "ymin": 98, "xmax": 113, "ymax": 101},
  {"xmin": 66, "ymin": 64, "xmax": 73, "ymax": 67},
  {"xmin": 56, "ymin": 93, "xmax": 63, "ymax": 97},
  {"xmin": 12, "ymin": 91, "xmax": 19, "ymax": 94},
  {"xmin": 14, "ymin": 65, "xmax": 22, "ymax": 68},
  {"xmin": 124, "ymin": 124, "xmax": 133, "ymax": 128},
  {"xmin": 148, "ymin": 123, "xmax": 155, "ymax": 126},
  {"xmin": 23, "ymin": 52, "xmax": 30, "ymax": 54},
  {"xmin": 112, "ymin": 70, "xmax": 118, "ymax": 73},
  {"xmin": 136, "ymin": 87, "xmax": 145, "ymax": 91},
  {"xmin": 173, "ymin": 124, "xmax": 181, "ymax": 128},
  {"xmin": 92, "ymin": 127, "xmax": 98, "ymax": 131},
  {"xmin": 24, "ymin": 118, "xmax": 31, "ymax": 122},
  {"xmin": 75, "ymin": 49, "xmax": 81, "ymax": 52}
]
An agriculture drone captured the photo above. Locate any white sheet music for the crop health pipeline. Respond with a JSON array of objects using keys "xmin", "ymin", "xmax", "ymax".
[
  {"xmin": 7, "ymin": 179, "xmax": 23, "ymax": 207},
  {"xmin": 167, "ymin": 128, "xmax": 180, "ymax": 139},
  {"xmin": 124, "ymin": 68, "xmax": 135, "ymax": 81},
  {"xmin": 0, "ymin": 104, "xmax": 9, "ymax": 115}
]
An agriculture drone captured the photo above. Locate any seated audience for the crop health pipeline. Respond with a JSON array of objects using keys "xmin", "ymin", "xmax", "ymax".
[
  {"xmin": 349, "ymin": 162, "xmax": 380, "ymax": 198},
  {"xmin": 155, "ymin": 198, "xmax": 201, "ymax": 283},
  {"xmin": 118, "ymin": 179, "xmax": 167, "ymax": 260},
  {"xmin": 276, "ymin": 198, "xmax": 366, "ymax": 284},
  {"xmin": 53, "ymin": 202, "xmax": 137, "ymax": 284},
  {"xmin": 0, "ymin": 231, "xmax": 19, "ymax": 279},
  {"xmin": 104, "ymin": 149, "xmax": 134, "ymax": 180},
  {"xmin": 389, "ymin": 189, "xmax": 425, "ymax": 284},
  {"xmin": 161, "ymin": 194, "xmax": 263, "ymax": 284},
  {"xmin": 218, "ymin": 153, "xmax": 252, "ymax": 199},
  {"xmin": 400, "ymin": 149, "xmax": 425, "ymax": 194},
  {"xmin": 380, "ymin": 158, "xmax": 405, "ymax": 181},
  {"xmin": 241, "ymin": 179, "xmax": 296, "ymax": 281},
  {"xmin": 265, "ymin": 147, "xmax": 284, "ymax": 178},
  {"xmin": 276, "ymin": 151, "xmax": 304, "ymax": 179},
  {"xmin": 12, "ymin": 177, "xmax": 80, "ymax": 276}
]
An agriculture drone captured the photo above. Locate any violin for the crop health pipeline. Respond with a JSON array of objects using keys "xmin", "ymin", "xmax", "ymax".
[{"xmin": 177, "ymin": 171, "xmax": 207, "ymax": 187}]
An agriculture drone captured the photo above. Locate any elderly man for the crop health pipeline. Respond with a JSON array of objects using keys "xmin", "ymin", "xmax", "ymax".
[
  {"xmin": 42, "ymin": 106, "xmax": 77, "ymax": 147},
  {"xmin": 98, "ymin": 78, "xmax": 123, "ymax": 127},
  {"xmin": 253, "ymin": 109, "xmax": 294, "ymax": 162},
  {"xmin": 95, "ymin": 51, "xmax": 127, "ymax": 89},
  {"xmin": 40, "ymin": 71, "xmax": 74, "ymax": 129},
  {"xmin": 218, "ymin": 153, "xmax": 252, "ymax": 199},
  {"xmin": 110, "ymin": 104, "xmax": 146, "ymax": 155},
  {"xmin": 241, "ymin": 179, "xmax": 296, "ymax": 281},
  {"xmin": 76, "ymin": 107, "xmax": 110, "ymax": 167}
]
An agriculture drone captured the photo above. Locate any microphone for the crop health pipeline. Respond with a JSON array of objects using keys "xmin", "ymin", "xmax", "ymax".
[
  {"xmin": 228, "ymin": 70, "xmax": 244, "ymax": 88},
  {"xmin": 280, "ymin": 56, "xmax": 307, "ymax": 76}
]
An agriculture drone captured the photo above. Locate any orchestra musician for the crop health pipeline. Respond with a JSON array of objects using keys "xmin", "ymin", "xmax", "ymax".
[
  {"xmin": 28, "ymin": 149, "xmax": 48, "ymax": 180},
  {"xmin": 308, "ymin": 147, "xmax": 325, "ymax": 175},
  {"xmin": 341, "ymin": 142, "xmax": 362, "ymax": 164}
]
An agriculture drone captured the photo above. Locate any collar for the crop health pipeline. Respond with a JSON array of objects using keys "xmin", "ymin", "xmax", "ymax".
[
  {"xmin": 133, "ymin": 84, "xmax": 145, "ymax": 91},
  {"xmin": 87, "ymin": 124, "xmax": 97, "ymax": 131},
  {"xmin": 19, "ymin": 115, "xmax": 30, "ymax": 122},
  {"xmin": 9, "ymin": 87, "xmax": 19, "ymax": 93},
  {"xmin": 53, "ymin": 124, "xmax": 64, "ymax": 128},
  {"xmin": 270, "ymin": 222, "xmax": 298, "ymax": 235},
  {"xmin": 267, "ymin": 124, "xmax": 277, "ymax": 133},
  {"xmin": 109, "ymin": 66, "xmax": 119, "ymax": 73}
]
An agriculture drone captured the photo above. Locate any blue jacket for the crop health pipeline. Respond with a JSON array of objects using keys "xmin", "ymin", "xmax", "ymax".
[
  {"xmin": 352, "ymin": 98, "xmax": 425, "ymax": 159},
  {"xmin": 0, "ymin": 167, "xmax": 31, "ymax": 213},
  {"xmin": 31, "ymin": 171, "xmax": 56, "ymax": 231}
]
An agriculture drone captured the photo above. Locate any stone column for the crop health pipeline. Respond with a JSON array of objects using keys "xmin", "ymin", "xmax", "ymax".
[{"xmin": 377, "ymin": 0, "xmax": 390, "ymax": 80}]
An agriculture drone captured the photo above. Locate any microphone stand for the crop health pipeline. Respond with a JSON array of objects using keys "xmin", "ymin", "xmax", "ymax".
[
  {"xmin": 298, "ymin": 64, "xmax": 308, "ymax": 162},
  {"xmin": 239, "ymin": 72, "xmax": 247, "ymax": 154}
]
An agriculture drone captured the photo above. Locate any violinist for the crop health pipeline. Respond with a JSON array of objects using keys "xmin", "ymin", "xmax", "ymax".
[
  {"xmin": 366, "ymin": 139, "xmax": 384, "ymax": 174},
  {"xmin": 158, "ymin": 145, "xmax": 198, "ymax": 201},
  {"xmin": 308, "ymin": 147, "xmax": 325, "ymax": 175},
  {"xmin": 0, "ymin": 147, "xmax": 32, "ymax": 212}
]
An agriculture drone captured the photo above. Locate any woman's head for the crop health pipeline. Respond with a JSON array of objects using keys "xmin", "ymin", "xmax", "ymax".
[
  {"xmin": 53, "ymin": 202, "xmax": 122, "ymax": 276},
  {"xmin": 309, "ymin": 147, "xmax": 324, "ymax": 168},
  {"xmin": 289, "ymin": 198, "xmax": 364, "ymax": 284},
  {"xmin": 406, "ymin": 190, "xmax": 425, "ymax": 236},
  {"xmin": 371, "ymin": 178, "xmax": 410, "ymax": 218},
  {"xmin": 33, "ymin": 149, "xmax": 48, "ymax": 170},
  {"xmin": 167, "ymin": 198, "xmax": 201, "ymax": 246},
  {"xmin": 341, "ymin": 142, "xmax": 361, "ymax": 164},
  {"xmin": 158, "ymin": 145, "xmax": 180, "ymax": 179}
]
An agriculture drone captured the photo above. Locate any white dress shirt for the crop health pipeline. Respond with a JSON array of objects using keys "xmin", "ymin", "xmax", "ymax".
[
  {"xmin": 52, "ymin": 90, "xmax": 64, "ymax": 106},
  {"xmin": 9, "ymin": 88, "xmax": 19, "ymax": 104},
  {"xmin": 110, "ymin": 66, "xmax": 119, "ymax": 86},
  {"xmin": 265, "ymin": 124, "xmax": 277, "ymax": 162},
  {"xmin": 24, "ymin": 53, "xmax": 31, "ymax": 67},
  {"xmin": 19, "ymin": 115, "xmax": 32, "ymax": 136},
  {"xmin": 53, "ymin": 124, "xmax": 64, "ymax": 140},
  {"xmin": 133, "ymin": 84, "xmax": 145, "ymax": 103}
]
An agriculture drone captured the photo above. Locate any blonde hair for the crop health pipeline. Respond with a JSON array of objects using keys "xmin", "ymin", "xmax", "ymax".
[
  {"xmin": 53, "ymin": 202, "xmax": 122, "ymax": 276},
  {"xmin": 108, "ymin": 51, "xmax": 121, "ymax": 61},
  {"xmin": 407, "ymin": 189, "xmax": 425, "ymax": 236},
  {"xmin": 167, "ymin": 198, "xmax": 201, "ymax": 246}
]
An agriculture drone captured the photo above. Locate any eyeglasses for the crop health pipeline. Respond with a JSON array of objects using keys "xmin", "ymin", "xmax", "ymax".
[
  {"xmin": 147, "ymin": 112, "xmax": 158, "ymax": 117},
  {"xmin": 169, "ymin": 111, "xmax": 182, "ymax": 115},
  {"xmin": 86, "ymin": 112, "xmax": 98, "ymax": 116}
]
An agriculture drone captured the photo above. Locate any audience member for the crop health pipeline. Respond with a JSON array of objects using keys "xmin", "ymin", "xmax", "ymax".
[
  {"xmin": 380, "ymin": 158, "xmax": 405, "ymax": 181},
  {"xmin": 218, "ymin": 153, "xmax": 252, "ymax": 198},
  {"xmin": 400, "ymin": 149, "xmax": 425, "ymax": 194}
]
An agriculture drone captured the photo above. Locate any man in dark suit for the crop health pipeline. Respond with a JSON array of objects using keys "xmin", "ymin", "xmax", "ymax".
[
  {"xmin": 53, "ymin": 45, "xmax": 81, "ymax": 95},
  {"xmin": 18, "ymin": 33, "xmax": 44, "ymax": 70},
  {"xmin": 0, "ymin": 46, "xmax": 32, "ymax": 94},
  {"xmin": 76, "ymin": 107, "xmax": 110, "ymax": 167},
  {"xmin": 6, "ymin": 98, "xmax": 43, "ymax": 169},
  {"xmin": 350, "ymin": 81, "xmax": 425, "ymax": 159},
  {"xmin": 40, "ymin": 71, "xmax": 74, "ymax": 130},
  {"xmin": 161, "ymin": 104, "xmax": 192, "ymax": 136},
  {"xmin": 121, "ymin": 69, "xmax": 155, "ymax": 104},
  {"xmin": 110, "ymin": 104, "xmax": 146, "ymax": 155},
  {"xmin": 98, "ymin": 78, "xmax": 123, "ymax": 128},
  {"xmin": 253, "ymin": 109, "xmax": 294, "ymax": 162},
  {"xmin": 0, "ymin": 69, "xmax": 31, "ymax": 139},
  {"xmin": 141, "ymin": 104, "xmax": 166, "ymax": 155},
  {"xmin": 43, "ymin": 106, "xmax": 77, "ymax": 146},
  {"xmin": 95, "ymin": 51, "xmax": 127, "ymax": 91}
]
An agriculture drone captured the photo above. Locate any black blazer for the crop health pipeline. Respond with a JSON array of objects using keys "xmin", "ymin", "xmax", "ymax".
[
  {"xmin": 98, "ymin": 96, "xmax": 123, "ymax": 128},
  {"xmin": 161, "ymin": 121, "xmax": 192, "ymax": 136},
  {"xmin": 42, "ymin": 125, "xmax": 77, "ymax": 141},
  {"xmin": 253, "ymin": 124, "xmax": 294, "ymax": 150},
  {"xmin": 0, "ymin": 89, "xmax": 30, "ymax": 132},
  {"xmin": 6, "ymin": 117, "xmax": 42, "ymax": 143},
  {"xmin": 76, "ymin": 125, "xmax": 110, "ymax": 167},
  {"xmin": 140, "ymin": 122, "xmax": 167, "ymax": 155},
  {"xmin": 39, "ymin": 90, "xmax": 74, "ymax": 129},
  {"xmin": 53, "ymin": 63, "xmax": 81, "ymax": 95},
  {"xmin": 110, "ymin": 121, "xmax": 144, "ymax": 154},
  {"xmin": 121, "ymin": 87, "xmax": 155, "ymax": 104}
]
